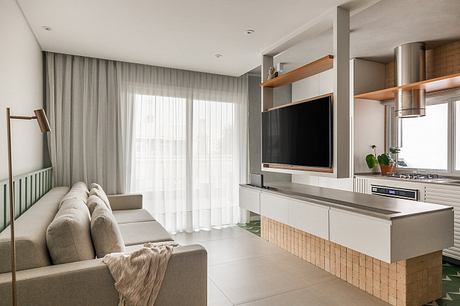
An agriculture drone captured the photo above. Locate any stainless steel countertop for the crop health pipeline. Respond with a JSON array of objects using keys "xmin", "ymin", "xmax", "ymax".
[{"xmin": 241, "ymin": 182, "xmax": 452, "ymax": 220}]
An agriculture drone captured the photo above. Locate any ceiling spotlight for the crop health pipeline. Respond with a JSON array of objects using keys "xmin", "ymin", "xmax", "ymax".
[
  {"xmin": 42, "ymin": 26, "xmax": 52, "ymax": 31},
  {"xmin": 215, "ymin": 54, "xmax": 223, "ymax": 58},
  {"xmin": 244, "ymin": 29, "xmax": 255, "ymax": 35}
]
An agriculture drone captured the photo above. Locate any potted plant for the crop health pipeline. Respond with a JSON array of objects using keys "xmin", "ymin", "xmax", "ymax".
[{"xmin": 366, "ymin": 145, "xmax": 400, "ymax": 175}]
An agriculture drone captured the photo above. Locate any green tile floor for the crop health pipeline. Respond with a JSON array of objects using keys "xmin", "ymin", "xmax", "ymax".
[
  {"xmin": 238, "ymin": 220, "xmax": 261, "ymax": 237},
  {"xmin": 238, "ymin": 221, "xmax": 460, "ymax": 306}
]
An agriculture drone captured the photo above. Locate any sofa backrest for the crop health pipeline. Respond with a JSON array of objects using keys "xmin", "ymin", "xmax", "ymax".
[{"xmin": 0, "ymin": 187, "xmax": 69, "ymax": 273}]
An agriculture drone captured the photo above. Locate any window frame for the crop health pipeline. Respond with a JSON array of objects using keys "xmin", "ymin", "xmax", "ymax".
[{"xmin": 386, "ymin": 89, "xmax": 460, "ymax": 175}]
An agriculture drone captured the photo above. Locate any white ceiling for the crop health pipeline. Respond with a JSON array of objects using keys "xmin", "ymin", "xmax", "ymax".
[
  {"xmin": 351, "ymin": 0, "xmax": 460, "ymax": 62},
  {"xmin": 17, "ymin": 0, "xmax": 376, "ymax": 76},
  {"xmin": 17, "ymin": 0, "xmax": 460, "ymax": 76},
  {"xmin": 275, "ymin": 0, "xmax": 460, "ymax": 70}
]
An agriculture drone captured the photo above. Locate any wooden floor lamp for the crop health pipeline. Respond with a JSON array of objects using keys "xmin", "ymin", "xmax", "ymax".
[{"xmin": 6, "ymin": 108, "xmax": 50, "ymax": 306}]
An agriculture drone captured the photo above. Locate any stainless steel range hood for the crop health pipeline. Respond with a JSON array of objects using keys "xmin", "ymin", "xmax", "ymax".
[{"xmin": 394, "ymin": 42, "xmax": 426, "ymax": 118}]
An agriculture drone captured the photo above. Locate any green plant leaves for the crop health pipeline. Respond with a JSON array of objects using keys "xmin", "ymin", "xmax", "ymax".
[
  {"xmin": 378, "ymin": 154, "xmax": 391, "ymax": 166},
  {"xmin": 366, "ymin": 154, "xmax": 378, "ymax": 169}
]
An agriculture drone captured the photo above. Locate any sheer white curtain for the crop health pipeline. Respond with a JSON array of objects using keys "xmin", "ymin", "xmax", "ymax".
[
  {"xmin": 45, "ymin": 53, "xmax": 248, "ymax": 233},
  {"xmin": 118, "ymin": 63, "xmax": 248, "ymax": 233}
]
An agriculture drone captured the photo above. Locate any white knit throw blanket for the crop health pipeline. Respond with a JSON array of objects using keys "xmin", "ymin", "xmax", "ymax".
[{"xmin": 103, "ymin": 241, "xmax": 177, "ymax": 306}]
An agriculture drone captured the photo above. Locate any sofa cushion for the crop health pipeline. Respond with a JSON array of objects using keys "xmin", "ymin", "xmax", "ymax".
[
  {"xmin": 59, "ymin": 182, "xmax": 89, "ymax": 209},
  {"xmin": 0, "ymin": 187, "xmax": 69, "ymax": 273},
  {"xmin": 118, "ymin": 221, "xmax": 173, "ymax": 246},
  {"xmin": 112, "ymin": 209, "xmax": 155, "ymax": 224},
  {"xmin": 46, "ymin": 198, "xmax": 95, "ymax": 264},
  {"xmin": 72, "ymin": 181, "xmax": 90, "ymax": 193},
  {"xmin": 91, "ymin": 182, "xmax": 103, "ymax": 191},
  {"xmin": 87, "ymin": 194, "xmax": 110, "ymax": 215},
  {"xmin": 90, "ymin": 187, "xmax": 111, "ymax": 211},
  {"xmin": 91, "ymin": 205, "xmax": 125, "ymax": 258}
]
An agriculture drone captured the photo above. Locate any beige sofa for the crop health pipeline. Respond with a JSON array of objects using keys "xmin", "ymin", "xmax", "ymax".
[{"xmin": 0, "ymin": 187, "xmax": 207, "ymax": 306}]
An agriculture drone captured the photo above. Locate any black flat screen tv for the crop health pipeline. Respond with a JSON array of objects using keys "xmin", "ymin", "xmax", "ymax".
[{"xmin": 262, "ymin": 95, "xmax": 333, "ymax": 169}]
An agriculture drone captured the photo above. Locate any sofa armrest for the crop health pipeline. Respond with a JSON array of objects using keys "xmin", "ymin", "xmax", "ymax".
[
  {"xmin": 107, "ymin": 193, "xmax": 143, "ymax": 210},
  {"xmin": 0, "ymin": 245, "xmax": 207, "ymax": 306}
]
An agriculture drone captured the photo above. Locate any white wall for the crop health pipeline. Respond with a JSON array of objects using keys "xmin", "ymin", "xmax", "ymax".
[
  {"xmin": 0, "ymin": 0, "xmax": 44, "ymax": 180},
  {"xmin": 352, "ymin": 59, "xmax": 386, "ymax": 174},
  {"xmin": 354, "ymin": 99, "xmax": 385, "ymax": 173}
]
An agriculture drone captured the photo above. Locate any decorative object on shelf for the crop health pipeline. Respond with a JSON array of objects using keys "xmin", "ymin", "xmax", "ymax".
[
  {"xmin": 365, "ymin": 145, "xmax": 400, "ymax": 175},
  {"xmin": 6, "ymin": 107, "xmax": 51, "ymax": 306},
  {"xmin": 267, "ymin": 67, "xmax": 278, "ymax": 80},
  {"xmin": 276, "ymin": 62, "xmax": 285, "ymax": 74},
  {"xmin": 260, "ymin": 55, "xmax": 333, "ymax": 88},
  {"xmin": 365, "ymin": 145, "xmax": 379, "ymax": 171}
]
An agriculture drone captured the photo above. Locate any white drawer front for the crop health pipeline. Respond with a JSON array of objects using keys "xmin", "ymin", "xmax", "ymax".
[
  {"xmin": 289, "ymin": 199, "xmax": 329, "ymax": 240},
  {"xmin": 260, "ymin": 193, "xmax": 289, "ymax": 224},
  {"xmin": 239, "ymin": 187, "xmax": 260, "ymax": 213},
  {"xmin": 329, "ymin": 208, "xmax": 391, "ymax": 262}
]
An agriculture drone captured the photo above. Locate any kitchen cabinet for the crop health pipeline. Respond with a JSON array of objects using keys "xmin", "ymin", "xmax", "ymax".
[
  {"xmin": 329, "ymin": 208, "xmax": 391, "ymax": 261},
  {"xmin": 260, "ymin": 192, "xmax": 290, "ymax": 224},
  {"xmin": 239, "ymin": 185, "xmax": 260, "ymax": 213},
  {"xmin": 288, "ymin": 198, "xmax": 329, "ymax": 240},
  {"xmin": 354, "ymin": 175, "xmax": 460, "ymax": 261},
  {"xmin": 246, "ymin": 187, "xmax": 330, "ymax": 239}
]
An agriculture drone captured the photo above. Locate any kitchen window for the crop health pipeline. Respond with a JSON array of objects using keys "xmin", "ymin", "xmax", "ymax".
[
  {"xmin": 387, "ymin": 92, "xmax": 460, "ymax": 174},
  {"xmin": 398, "ymin": 103, "xmax": 448, "ymax": 170}
]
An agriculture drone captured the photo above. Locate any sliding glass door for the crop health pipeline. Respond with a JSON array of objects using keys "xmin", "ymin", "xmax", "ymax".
[
  {"xmin": 131, "ymin": 94, "xmax": 241, "ymax": 232},
  {"xmin": 192, "ymin": 99, "xmax": 239, "ymax": 230}
]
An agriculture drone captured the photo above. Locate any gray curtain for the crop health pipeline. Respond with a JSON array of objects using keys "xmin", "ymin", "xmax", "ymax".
[{"xmin": 45, "ymin": 53, "xmax": 125, "ymax": 193}]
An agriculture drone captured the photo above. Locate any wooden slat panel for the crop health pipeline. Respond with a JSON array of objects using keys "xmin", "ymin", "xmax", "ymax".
[{"xmin": 0, "ymin": 168, "xmax": 53, "ymax": 232}]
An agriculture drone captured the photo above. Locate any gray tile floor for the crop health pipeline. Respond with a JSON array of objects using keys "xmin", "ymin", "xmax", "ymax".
[{"xmin": 173, "ymin": 226, "xmax": 389, "ymax": 306}]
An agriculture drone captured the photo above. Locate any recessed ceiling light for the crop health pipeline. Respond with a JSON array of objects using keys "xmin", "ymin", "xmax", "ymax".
[
  {"xmin": 42, "ymin": 26, "xmax": 52, "ymax": 31},
  {"xmin": 244, "ymin": 29, "xmax": 255, "ymax": 35},
  {"xmin": 215, "ymin": 54, "xmax": 223, "ymax": 58}
]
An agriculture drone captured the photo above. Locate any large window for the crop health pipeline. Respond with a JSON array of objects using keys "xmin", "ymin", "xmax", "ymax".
[{"xmin": 398, "ymin": 103, "xmax": 448, "ymax": 170}]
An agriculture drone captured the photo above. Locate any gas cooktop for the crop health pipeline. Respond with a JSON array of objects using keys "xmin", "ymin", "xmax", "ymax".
[{"xmin": 386, "ymin": 173, "xmax": 440, "ymax": 180}]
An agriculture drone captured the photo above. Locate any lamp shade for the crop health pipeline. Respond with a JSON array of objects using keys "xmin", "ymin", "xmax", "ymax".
[{"xmin": 34, "ymin": 109, "xmax": 51, "ymax": 133}]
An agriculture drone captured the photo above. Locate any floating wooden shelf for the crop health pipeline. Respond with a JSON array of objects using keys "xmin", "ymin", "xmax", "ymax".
[
  {"xmin": 354, "ymin": 72, "xmax": 460, "ymax": 101},
  {"xmin": 261, "ymin": 55, "xmax": 334, "ymax": 88},
  {"xmin": 263, "ymin": 163, "xmax": 334, "ymax": 173}
]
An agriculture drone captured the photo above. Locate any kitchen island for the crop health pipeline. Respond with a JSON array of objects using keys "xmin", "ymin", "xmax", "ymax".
[{"xmin": 240, "ymin": 182, "xmax": 454, "ymax": 306}]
